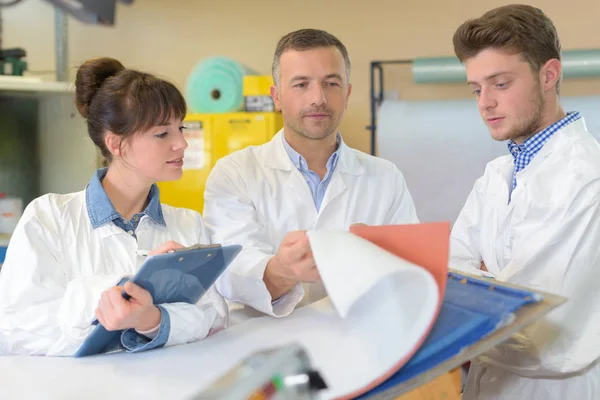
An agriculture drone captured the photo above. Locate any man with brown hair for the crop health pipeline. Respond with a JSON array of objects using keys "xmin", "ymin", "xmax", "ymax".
[
  {"xmin": 202, "ymin": 29, "xmax": 418, "ymax": 318},
  {"xmin": 450, "ymin": 4, "xmax": 600, "ymax": 399}
]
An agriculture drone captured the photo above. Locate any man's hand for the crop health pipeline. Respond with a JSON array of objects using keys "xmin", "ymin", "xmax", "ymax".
[
  {"xmin": 264, "ymin": 231, "xmax": 320, "ymax": 301},
  {"xmin": 481, "ymin": 261, "xmax": 488, "ymax": 272},
  {"xmin": 95, "ymin": 282, "xmax": 161, "ymax": 332}
]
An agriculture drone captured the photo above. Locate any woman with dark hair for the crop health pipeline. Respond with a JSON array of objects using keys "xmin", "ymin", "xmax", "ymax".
[{"xmin": 0, "ymin": 58, "xmax": 228, "ymax": 356}]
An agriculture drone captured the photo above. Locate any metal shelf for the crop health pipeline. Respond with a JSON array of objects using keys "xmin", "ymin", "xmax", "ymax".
[{"xmin": 0, "ymin": 76, "xmax": 74, "ymax": 95}]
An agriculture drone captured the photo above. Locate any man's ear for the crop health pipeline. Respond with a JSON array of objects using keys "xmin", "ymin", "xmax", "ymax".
[
  {"xmin": 540, "ymin": 58, "xmax": 562, "ymax": 93},
  {"xmin": 271, "ymin": 84, "xmax": 282, "ymax": 111}
]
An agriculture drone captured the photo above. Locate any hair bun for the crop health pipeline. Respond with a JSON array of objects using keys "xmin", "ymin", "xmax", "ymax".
[{"xmin": 75, "ymin": 57, "xmax": 125, "ymax": 118}]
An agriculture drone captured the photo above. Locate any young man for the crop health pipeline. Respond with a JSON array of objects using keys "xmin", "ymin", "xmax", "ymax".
[
  {"xmin": 450, "ymin": 5, "xmax": 600, "ymax": 399},
  {"xmin": 203, "ymin": 29, "xmax": 418, "ymax": 317}
]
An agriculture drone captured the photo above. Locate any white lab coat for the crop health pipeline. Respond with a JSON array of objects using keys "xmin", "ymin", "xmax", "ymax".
[
  {"xmin": 451, "ymin": 118, "xmax": 600, "ymax": 399},
  {"xmin": 0, "ymin": 191, "xmax": 228, "ymax": 356},
  {"xmin": 203, "ymin": 130, "xmax": 419, "ymax": 316}
]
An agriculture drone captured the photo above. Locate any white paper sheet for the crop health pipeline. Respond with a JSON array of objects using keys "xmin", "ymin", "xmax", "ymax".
[{"xmin": 0, "ymin": 230, "xmax": 439, "ymax": 399}]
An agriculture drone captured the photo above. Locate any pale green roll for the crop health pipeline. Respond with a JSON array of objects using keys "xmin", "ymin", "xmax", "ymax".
[
  {"xmin": 185, "ymin": 57, "xmax": 257, "ymax": 113},
  {"xmin": 562, "ymin": 49, "xmax": 600, "ymax": 78},
  {"xmin": 412, "ymin": 49, "xmax": 600, "ymax": 84},
  {"xmin": 412, "ymin": 57, "xmax": 466, "ymax": 84}
]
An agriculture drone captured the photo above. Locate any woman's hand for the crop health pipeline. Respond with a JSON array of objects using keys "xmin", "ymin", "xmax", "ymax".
[{"xmin": 95, "ymin": 281, "xmax": 161, "ymax": 332}]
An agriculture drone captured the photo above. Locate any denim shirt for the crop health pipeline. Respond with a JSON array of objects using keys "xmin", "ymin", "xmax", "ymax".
[
  {"xmin": 85, "ymin": 168, "xmax": 170, "ymax": 352},
  {"xmin": 86, "ymin": 167, "xmax": 166, "ymax": 232}
]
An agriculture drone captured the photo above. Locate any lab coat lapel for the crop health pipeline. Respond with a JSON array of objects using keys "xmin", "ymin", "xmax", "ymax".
[
  {"xmin": 493, "ymin": 127, "xmax": 572, "ymax": 280},
  {"xmin": 263, "ymin": 130, "xmax": 292, "ymax": 172},
  {"xmin": 318, "ymin": 172, "xmax": 347, "ymax": 215},
  {"xmin": 474, "ymin": 157, "xmax": 514, "ymax": 276},
  {"xmin": 489, "ymin": 158, "xmax": 518, "ymax": 233},
  {"xmin": 285, "ymin": 169, "xmax": 315, "ymax": 205},
  {"xmin": 318, "ymin": 141, "xmax": 365, "ymax": 215},
  {"xmin": 495, "ymin": 123, "xmax": 567, "ymax": 236},
  {"xmin": 264, "ymin": 130, "xmax": 318, "ymax": 210}
]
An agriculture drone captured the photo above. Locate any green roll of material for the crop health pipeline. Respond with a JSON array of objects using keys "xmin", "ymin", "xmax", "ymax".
[
  {"xmin": 412, "ymin": 57, "xmax": 466, "ymax": 84},
  {"xmin": 412, "ymin": 49, "xmax": 600, "ymax": 84},
  {"xmin": 185, "ymin": 56, "xmax": 257, "ymax": 113},
  {"xmin": 562, "ymin": 49, "xmax": 600, "ymax": 78}
]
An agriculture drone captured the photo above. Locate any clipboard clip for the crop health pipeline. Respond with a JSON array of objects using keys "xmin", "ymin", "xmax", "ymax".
[
  {"xmin": 136, "ymin": 244, "xmax": 223, "ymax": 257},
  {"xmin": 172, "ymin": 243, "xmax": 223, "ymax": 253}
]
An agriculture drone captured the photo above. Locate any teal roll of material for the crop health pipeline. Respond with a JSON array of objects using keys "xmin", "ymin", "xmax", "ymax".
[
  {"xmin": 185, "ymin": 57, "xmax": 257, "ymax": 113},
  {"xmin": 562, "ymin": 49, "xmax": 600, "ymax": 78},
  {"xmin": 412, "ymin": 49, "xmax": 600, "ymax": 84},
  {"xmin": 412, "ymin": 57, "xmax": 466, "ymax": 84}
]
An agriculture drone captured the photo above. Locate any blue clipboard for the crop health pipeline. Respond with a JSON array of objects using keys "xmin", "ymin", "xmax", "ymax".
[
  {"xmin": 74, "ymin": 243, "xmax": 242, "ymax": 358},
  {"xmin": 357, "ymin": 272, "xmax": 541, "ymax": 398}
]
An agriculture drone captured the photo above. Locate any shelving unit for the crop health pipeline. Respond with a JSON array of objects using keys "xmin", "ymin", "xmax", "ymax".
[
  {"xmin": 0, "ymin": 77, "xmax": 100, "ymax": 202},
  {"xmin": 0, "ymin": 76, "xmax": 74, "ymax": 95},
  {"xmin": 0, "ymin": 77, "xmax": 101, "ymax": 265}
]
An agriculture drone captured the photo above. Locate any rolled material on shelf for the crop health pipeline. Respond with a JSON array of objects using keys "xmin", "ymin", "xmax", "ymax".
[
  {"xmin": 376, "ymin": 96, "xmax": 600, "ymax": 224},
  {"xmin": 412, "ymin": 49, "xmax": 600, "ymax": 84},
  {"xmin": 412, "ymin": 57, "xmax": 465, "ymax": 84},
  {"xmin": 185, "ymin": 56, "xmax": 257, "ymax": 113},
  {"xmin": 562, "ymin": 49, "xmax": 600, "ymax": 78}
]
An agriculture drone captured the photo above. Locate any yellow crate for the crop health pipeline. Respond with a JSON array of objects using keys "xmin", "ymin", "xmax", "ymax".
[
  {"xmin": 212, "ymin": 112, "xmax": 283, "ymax": 161},
  {"xmin": 157, "ymin": 112, "xmax": 283, "ymax": 213},
  {"xmin": 242, "ymin": 75, "xmax": 274, "ymax": 97},
  {"xmin": 157, "ymin": 115, "xmax": 213, "ymax": 213}
]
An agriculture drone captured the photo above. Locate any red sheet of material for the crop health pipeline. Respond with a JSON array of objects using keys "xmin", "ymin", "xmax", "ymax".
[{"xmin": 335, "ymin": 222, "xmax": 451, "ymax": 400}]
